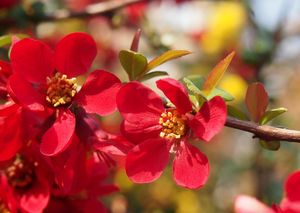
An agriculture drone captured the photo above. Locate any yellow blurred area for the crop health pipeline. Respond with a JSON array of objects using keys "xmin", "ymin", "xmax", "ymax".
[
  {"xmin": 200, "ymin": 2, "xmax": 246, "ymax": 55},
  {"xmin": 148, "ymin": 175, "xmax": 175, "ymax": 204},
  {"xmin": 219, "ymin": 73, "xmax": 248, "ymax": 104},
  {"xmin": 175, "ymin": 190, "xmax": 202, "ymax": 213},
  {"xmin": 114, "ymin": 169, "xmax": 134, "ymax": 192}
]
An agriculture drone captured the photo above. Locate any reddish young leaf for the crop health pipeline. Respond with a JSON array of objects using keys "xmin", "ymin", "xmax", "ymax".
[
  {"xmin": 202, "ymin": 52, "xmax": 235, "ymax": 96},
  {"xmin": 245, "ymin": 82, "xmax": 269, "ymax": 122},
  {"xmin": 130, "ymin": 29, "xmax": 142, "ymax": 52}
]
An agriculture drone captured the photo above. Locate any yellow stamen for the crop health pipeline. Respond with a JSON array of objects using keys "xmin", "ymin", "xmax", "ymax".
[
  {"xmin": 159, "ymin": 109, "xmax": 186, "ymax": 140},
  {"xmin": 46, "ymin": 72, "xmax": 77, "ymax": 107},
  {"xmin": 5, "ymin": 157, "xmax": 34, "ymax": 189},
  {"xmin": 0, "ymin": 201, "xmax": 10, "ymax": 213}
]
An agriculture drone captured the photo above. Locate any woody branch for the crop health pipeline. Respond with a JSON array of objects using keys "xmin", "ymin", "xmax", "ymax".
[
  {"xmin": 225, "ymin": 116, "xmax": 300, "ymax": 143},
  {"xmin": 35, "ymin": 0, "xmax": 145, "ymax": 22}
]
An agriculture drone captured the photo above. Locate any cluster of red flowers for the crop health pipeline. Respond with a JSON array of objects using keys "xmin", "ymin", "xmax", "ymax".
[
  {"xmin": 235, "ymin": 170, "xmax": 300, "ymax": 213},
  {"xmin": 0, "ymin": 32, "xmax": 227, "ymax": 212}
]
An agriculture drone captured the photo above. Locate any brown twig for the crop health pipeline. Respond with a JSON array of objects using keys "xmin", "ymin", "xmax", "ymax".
[
  {"xmin": 39, "ymin": 0, "xmax": 145, "ymax": 22},
  {"xmin": 225, "ymin": 116, "xmax": 300, "ymax": 143}
]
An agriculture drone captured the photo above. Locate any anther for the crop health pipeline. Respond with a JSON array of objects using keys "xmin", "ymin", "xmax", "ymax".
[
  {"xmin": 46, "ymin": 72, "xmax": 77, "ymax": 107},
  {"xmin": 159, "ymin": 109, "xmax": 186, "ymax": 140}
]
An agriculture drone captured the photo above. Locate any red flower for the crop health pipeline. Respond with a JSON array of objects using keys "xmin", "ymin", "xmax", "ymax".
[
  {"xmin": 0, "ymin": 175, "xmax": 17, "ymax": 213},
  {"xmin": 235, "ymin": 195, "xmax": 279, "ymax": 213},
  {"xmin": 235, "ymin": 170, "xmax": 300, "ymax": 213},
  {"xmin": 0, "ymin": 60, "xmax": 12, "ymax": 101},
  {"xmin": 0, "ymin": 103, "xmax": 23, "ymax": 161},
  {"xmin": 8, "ymin": 32, "xmax": 121, "ymax": 156},
  {"xmin": 0, "ymin": 153, "xmax": 51, "ymax": 213},
  {"xmin": 0, "ymin": 0, "xmax": 19, "ymax": 9},
  {"xmin": 73, "ymin": 107, "xmax": 134, "ymax": 167},
  {"xmin": 117, "ymin": 78, "xmax": 227, "ymax": 189},
  {"xmin": 280, "ymin": 170, "xmax": 300, "ymax": 213},
  {"xmin": 45, "ymin": 153, "xmax": 118, "ymax": 213},
  {"xmin": 0, "ymin": 102, "xmax": 48, "ymax": 162}
]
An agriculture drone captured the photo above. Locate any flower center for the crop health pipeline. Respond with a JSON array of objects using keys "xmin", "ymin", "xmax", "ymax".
[
  {"xmin": 0, "ymin": 201, "xmax": 10, "ymax": 213},
  {"xmin": 159, "ymin": 109, "xmax": 186, "ymax": 140},
  {"xmin": 46, "ymin": 72, "xmax": 77, "ymax": 107},
  {"xmin": 5, "ymin": 158, "xmax": 35, "ymax": 190}
]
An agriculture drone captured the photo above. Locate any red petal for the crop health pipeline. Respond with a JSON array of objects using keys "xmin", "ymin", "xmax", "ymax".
[
  {"xmin": 19, "ymin": 172, "xmax": 50, "ymax": 213},
  {"xmin": 0, "ymin": 175, "xmax": 18, "ymax": 212},
  {"xmin": 92, "ymin": 134, "xmax": 134, "ymax": 160},
  {"xmin": 40, "ymin": 109, "xmax": 75, "ymax": 156},
  {"xmin": 280, "ymin": 198, "xmax": 300, "ymax": 213},
  {"xmin": 70, "ymin": 199, "xmax": 107, "ymax": 213},
  {"xmin": 126, "ymin": 138, "xmax": 169, "ymax": 183},
  {"xmin": 156, "ymin": 78, "xmax": 192, "ymax": 114},
  {"xmin": 75, "ymin": 70, "xmax": 121, "ymax": 116},
  {"xmin": 11, "ymin": 38, "xmax": 54, "ymax": 83},
  {"xmin": 234, "ymin": 195, "xmax": 275, "ymax": 213},
  {"xmin": 285, "ymin": 170, "xmax": 300, "ymax": 201},
  {"xmin": 0, "ymin": 104, "xmax": 22, "ymax": 161},
  {"xmin": 53, "ymin": 140, "xmax": 86, "ymax": 194},
  {"xmin": 117, "ymin": 81, "xmax": 164, "ymax": 124},
  {"xmin": 121, "ymin": 120, "xmax": 161, "ymax": 144},
  {"xmin": 55, "ymin": 32, "xmax": 97, "ymax": 77},
  {"xmin": 173, "ymin": 142, "xmax": 209, "ymax": 189},
  {"xmin": 189, "ymin": 96, "xmax": 227, "ymax": 142},
  {"xmin": 8, "ymin": 74, "xmax": 45, "ymax": 111}
]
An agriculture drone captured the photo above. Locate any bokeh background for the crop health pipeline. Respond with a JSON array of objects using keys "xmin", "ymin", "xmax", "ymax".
[{"xmin": 2, "ymin": 0, "xmax": 300, "ymax": 212}]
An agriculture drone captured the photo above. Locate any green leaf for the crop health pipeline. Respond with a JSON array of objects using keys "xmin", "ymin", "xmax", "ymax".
[
  {"xmin": 259, "ymin": 140, "xmax": 280, "ymax": 151},
  {"xmin": 207, "ymin": 88, "xmax": 234, "ymax": 102},
  {"xmin": 227, "ymin": 105, "xmax": 249, "ymax": 121},
  {"xmin": 0, "ymin": 34, "xmax": 28, "ymax": 47},
  {"xmin": 188, "ymin": 94, "xmax": 202, "ymax": 109},
  {"xmin": 139, "ymin": 71, "xmax": 169, "ymax": 81},
  {"xmin": 146, "ymin": 50, "xmax": 191, "ymax": 72},
  {"xmin": 182, "ymin": 77, "xmax": 207, "ymax": 106},
  {"xmin": 183, "ymin": 77, "xmax": 206, "ymax": 97},
  {"xmin": 259, "ymin": 107, "xmax": 287, "ymax": 125},
  {"xmin": 0, "ymin": 35, "xmax": 12, "ymax": 47},
  {"xmin": 182, "ymin": 75, "xmax": 234, "ymax": 101},
  {"xmin": 245, "ymin": 82, "xmax": 269, "ymax": 122},
  {"xmin": 119, "ymin": 50, "xmax": 148, "ymax": 81},
  {"xmin": 202, "ymin": 51, "xmax": 235, "ymax": 96}
]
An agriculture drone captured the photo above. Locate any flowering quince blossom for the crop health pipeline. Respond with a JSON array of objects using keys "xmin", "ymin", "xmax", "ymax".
[
  {"xmin": 117, "ymin": 78, "xmax": 227, "ymax": 189},
  {"xmin": 8, "ymin": 32, "xmax": 121, "ymax": 156},
  {"xmin": 0, "ymin": 102, "xmax": 49, "ymax": 161},
  {"xmin": 235, "ymin": 170, "xmax": 300, "ymax": 213},
  {"xmin": 0, "ymin": 148, "xmax": 51, "ymax": 213},
  {"xmin": 0, "ymin": 60, "xmax": 12, "ymax": 100},
  {"xmin": 74, "ymin": 107, "xmax": 134, "ymax": 166},
  {"xmin": 46, "ymin": 148, "xmax": 118, "ymax": 213}
]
